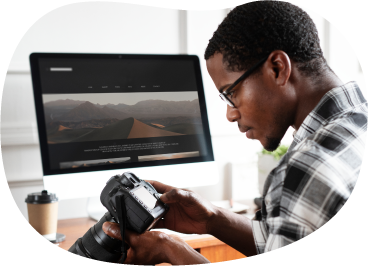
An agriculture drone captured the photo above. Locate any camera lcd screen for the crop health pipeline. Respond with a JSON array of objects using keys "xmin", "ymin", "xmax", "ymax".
[{"xmin": 134, "ymin": 187, "xmax": 157, "ymax": 209}]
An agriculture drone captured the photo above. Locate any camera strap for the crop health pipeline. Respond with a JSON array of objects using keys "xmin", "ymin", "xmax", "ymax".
[{"xmin": 115, "ymin": 195, "xmax": 128, "ymax": 264}]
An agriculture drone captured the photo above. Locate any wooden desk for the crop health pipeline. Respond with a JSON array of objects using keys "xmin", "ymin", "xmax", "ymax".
[{"xmin": 56, "ymin": 217, "xmax": 246, "ymax": 263}]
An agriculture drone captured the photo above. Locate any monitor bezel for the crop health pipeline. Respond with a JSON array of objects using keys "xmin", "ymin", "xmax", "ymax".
[{"xmin": 30, "ymin": 53, "xmax": 215, "ymax": 176}]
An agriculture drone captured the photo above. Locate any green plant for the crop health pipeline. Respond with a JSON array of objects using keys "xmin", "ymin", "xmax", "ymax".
[{"xmin": 260, "ymin": 145, "xmax": 289, "ymax": 160}]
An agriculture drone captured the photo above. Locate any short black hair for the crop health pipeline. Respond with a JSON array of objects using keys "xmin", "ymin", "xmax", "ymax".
[{"xmin": 205, "ymin": 1, "xmax": 329, "ymax": 76}]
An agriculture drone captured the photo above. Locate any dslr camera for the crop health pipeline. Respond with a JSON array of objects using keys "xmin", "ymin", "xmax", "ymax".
[{"xmin": 68, "ymin": 172, "xmax": 169, "ymax": 262}]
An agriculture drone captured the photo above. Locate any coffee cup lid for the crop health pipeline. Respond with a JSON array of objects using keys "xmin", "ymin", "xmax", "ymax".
[{"xmin": 25, "ymin": 190, "xmax": 58, "ymax": 204}]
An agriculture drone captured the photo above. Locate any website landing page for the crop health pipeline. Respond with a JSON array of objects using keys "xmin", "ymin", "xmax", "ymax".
[{"xmin": 37, "ymin": 57, "xmax": 209, "ymax": 171}]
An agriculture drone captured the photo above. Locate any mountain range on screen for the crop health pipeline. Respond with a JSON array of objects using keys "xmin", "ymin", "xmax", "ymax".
[
  {"xmin": 44, "ymin": 99, "xmax": 200, "ymax": 121},
  {"xmin": 44, "ymin": 98, "xmax": 203, "ymax": 143}
]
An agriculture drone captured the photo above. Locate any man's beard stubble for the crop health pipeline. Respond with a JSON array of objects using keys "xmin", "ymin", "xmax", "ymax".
[
  {"xmin": 263, "ymin": 111, "xmax": 290, "ymax": 151},
  {"xmin": 264, "ymin": 136, "xmax": 281, "ymax": 152}
]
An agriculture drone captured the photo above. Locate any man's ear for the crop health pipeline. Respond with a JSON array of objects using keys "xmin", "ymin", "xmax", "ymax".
[{"xmin": 266, "ymin": 50, "xmax": 291, "ymax": 86}]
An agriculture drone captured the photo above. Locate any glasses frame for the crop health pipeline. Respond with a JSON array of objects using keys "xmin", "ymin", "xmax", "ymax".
[{"xmin": 219, "ymin": 56, "xmax": 269, "ymax": 108}]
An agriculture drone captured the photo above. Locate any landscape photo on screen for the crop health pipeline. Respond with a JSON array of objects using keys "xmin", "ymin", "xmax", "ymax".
[
  {"xmin": 139, "ymin": 151, "xmax": 200, "ymax": 162},
  {"xmin": 42, "ymin": 92, "xmax": 203, "ymax": 144},
  {"xmin": 60, "ymin": 157, "xmax": 131, "ymax": 169}
]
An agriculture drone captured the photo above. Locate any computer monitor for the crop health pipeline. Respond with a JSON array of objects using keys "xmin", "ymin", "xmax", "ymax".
[{"xmin": 29, "ymin": 53, "xmax": 218, "ymax": 207}]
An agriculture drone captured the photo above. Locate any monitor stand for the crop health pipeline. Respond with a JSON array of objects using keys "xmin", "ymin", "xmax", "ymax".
[{"xmin": 86, "ymin": 196, "xmax": 107, "ymax": 221}]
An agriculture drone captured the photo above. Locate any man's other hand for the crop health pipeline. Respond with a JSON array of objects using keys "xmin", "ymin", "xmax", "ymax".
[
  {"xmin": 146, "ymin": 180, "xmax": 218, "ymax": 235},
  {"xmin": 102, "ymin": 221, "xmax": 209, "ymax": 265}
]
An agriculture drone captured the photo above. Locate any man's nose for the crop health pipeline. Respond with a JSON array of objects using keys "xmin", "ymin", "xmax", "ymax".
[{"xmin": 226, "ymin": 105, "xmax": 240, "ymax": 122}]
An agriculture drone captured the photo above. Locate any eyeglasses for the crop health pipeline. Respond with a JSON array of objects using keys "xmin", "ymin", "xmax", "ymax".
[{"xmin": 219, "ymin": 56, "xmax": 269, "ymax": 108}]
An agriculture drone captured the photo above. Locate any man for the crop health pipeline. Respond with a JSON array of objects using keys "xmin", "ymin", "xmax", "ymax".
[{"xmin": 102, "ymin": 1, "xmax": 367, "ymax": 264}]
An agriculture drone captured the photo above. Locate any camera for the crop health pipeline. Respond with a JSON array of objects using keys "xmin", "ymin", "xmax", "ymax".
[{"xmin": 68, "ymin": 172, "xmax": 169, "ymax": 262}]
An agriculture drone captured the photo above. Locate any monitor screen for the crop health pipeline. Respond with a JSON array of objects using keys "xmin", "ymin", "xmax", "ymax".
[{"xmin": 30, "ymin": 53, "xmax": 214, "ymax": 176}]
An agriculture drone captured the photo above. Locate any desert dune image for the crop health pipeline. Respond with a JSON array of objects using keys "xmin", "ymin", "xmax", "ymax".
[
  {"xmin": 42, "ymin": 92, "xmax": 203, "ymax": 143},
  {"xmin": 127, "ymin": 118, "xmax": 183, "ymax": 138}
]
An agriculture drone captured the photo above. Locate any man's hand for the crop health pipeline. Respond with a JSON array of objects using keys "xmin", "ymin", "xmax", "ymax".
[
  {"xmin": 147, "ymin": 180, "xmax": 218, "ymax": 235},
  {"xmin": 147, "ymin": 180, "xmax": 257, "ymax": 257},
  {"xmin": 102, "ymin": 222, "xmax": 209, "ymax": 265}
]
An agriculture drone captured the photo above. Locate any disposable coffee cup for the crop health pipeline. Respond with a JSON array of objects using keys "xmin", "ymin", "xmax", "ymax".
[{"xmin": 25, "ymin": 190, "xmax": 59, "ymax": 241}]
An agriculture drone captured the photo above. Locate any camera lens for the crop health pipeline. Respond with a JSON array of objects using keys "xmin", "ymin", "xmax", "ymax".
[{"xmin": 68, "ymin": 212, "xmax": 122, "ymax": 262}]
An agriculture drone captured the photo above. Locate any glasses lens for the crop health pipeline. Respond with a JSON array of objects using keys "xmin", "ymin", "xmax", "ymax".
[{"xmin": 219, "ymin": 94, "xmax": 234, "ymax": 108}]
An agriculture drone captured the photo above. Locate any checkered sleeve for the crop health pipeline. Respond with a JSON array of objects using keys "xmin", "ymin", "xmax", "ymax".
[
  {"xmin": 253, "ymin": 118, "xmax": 365, "ymax": 252},
  {"xmin": 252, "ymin": 210, "xmax": 269, "ymax": 253},
  {"xmin": 252, "ymin": 83, "xmax": 367, "ymax": 254}
]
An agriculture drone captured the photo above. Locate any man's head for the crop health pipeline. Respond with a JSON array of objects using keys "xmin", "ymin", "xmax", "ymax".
[{"xmin": 205, "ymin": 1, "xmax": 330, "ymax": 151}]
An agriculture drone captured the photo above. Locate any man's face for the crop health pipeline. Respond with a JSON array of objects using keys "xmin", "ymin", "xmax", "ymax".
[{"xmin": 206, "ymin": 53, "xmax": 294, "ymax": 151}]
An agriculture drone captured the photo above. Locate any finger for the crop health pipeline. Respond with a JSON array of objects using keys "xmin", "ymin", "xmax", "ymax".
[
  {"xmin": 123, "ymin": 229, "xmax": 139, "ymax": 245},
  {"xmin": 103, "ymin": 222, "xmax": 139, "ymax": 245},
  {"xmin": 102, "ymin": 222, "xmax": 122, "ymax": 240},
  {"xmin": 145, "ymin": 180, "xmax": 176, "ymax": 194},
  {"xmin": 160, "ymin": 188, "xmax": 190, "ymax": 204}
]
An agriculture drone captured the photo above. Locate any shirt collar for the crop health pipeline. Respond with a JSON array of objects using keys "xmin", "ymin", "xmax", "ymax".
[{"xmin": 289, "ymin": 81, "xmax": 366, "ymax": 150}]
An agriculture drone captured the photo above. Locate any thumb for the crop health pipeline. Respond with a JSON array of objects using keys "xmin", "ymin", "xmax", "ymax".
[
  {"xmin": 103, "ymin": 221, "xmax": 139, "ymax": 245},
  {"xmin": 102, "ymin": 221, "xmax": 122, "ymax": 240},
  {"xmin": 160, "ymin": 188, "xmax": 190, "ymax": 204}
]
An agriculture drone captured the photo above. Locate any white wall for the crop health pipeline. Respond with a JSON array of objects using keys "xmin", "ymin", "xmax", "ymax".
[
  {"xmin": 297, "ymin": 3, "xmax": 368, "ymax": 99},
  {"xmin": 2, "ymin": 2, "xmax": 365, "ymax": 220},
  {"xmin": 0, "ymin": 149, "xmax": 7, "ymax": 186}
]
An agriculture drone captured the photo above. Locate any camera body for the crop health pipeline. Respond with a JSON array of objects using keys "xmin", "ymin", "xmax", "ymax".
[
  {"xmin": 101, "ymin": 172, "xmax": 169, "ymax": 233},
  {"xmin": 68, "ymin": 172, "xmax": 169, "ymax": 262}
]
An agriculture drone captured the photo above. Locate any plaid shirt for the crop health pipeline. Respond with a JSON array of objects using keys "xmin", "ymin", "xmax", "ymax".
[{"xmin": 251, "ymin": 82, "xmax": 368, "ymax": 253}]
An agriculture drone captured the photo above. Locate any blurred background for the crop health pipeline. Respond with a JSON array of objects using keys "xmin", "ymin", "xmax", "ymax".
[{"xmin": 2, "ymin": 2, "xmax": 365, "ymax": 220}]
